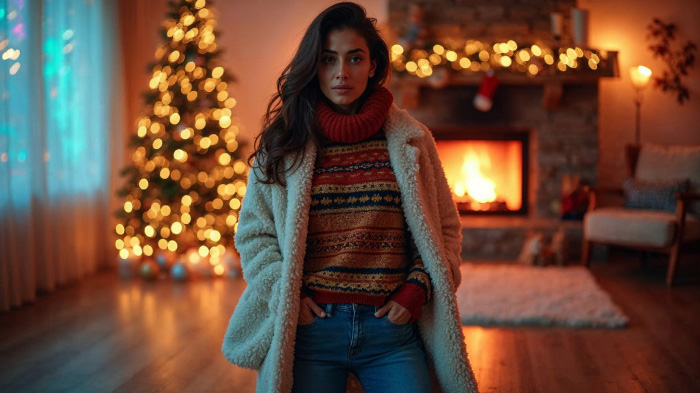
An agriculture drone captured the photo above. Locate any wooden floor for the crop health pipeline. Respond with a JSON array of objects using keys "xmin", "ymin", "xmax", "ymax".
[{"xmin": 1, "ymin": 250, "xmax": 699, "ymax": 393}]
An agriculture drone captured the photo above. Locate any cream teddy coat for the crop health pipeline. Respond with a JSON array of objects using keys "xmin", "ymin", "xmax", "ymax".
[{"xmin": 222, "ymin": 104, "xmax": 479, "ymax": 393}]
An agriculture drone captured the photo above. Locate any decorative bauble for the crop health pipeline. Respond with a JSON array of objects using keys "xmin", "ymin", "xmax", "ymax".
[
  {"xmin": 139, "ymin": 258, "xmax": 160, "ymax": 281},
  {"xmin": 154, "ymin": 253, "xmax": 168, "ymax": 271},
  {"xmin": 171, "ymin": 261, "xmax": 189, "ymax": 282},
  {"xmin": 154, "ymin": 250, "xmax": 176, "ymax": 272},
  {"xmin": 118, "ymin": 255, "xmax": 140, "ymax": 279}
]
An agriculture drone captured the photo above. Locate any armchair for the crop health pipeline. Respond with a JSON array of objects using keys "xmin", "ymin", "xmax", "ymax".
[{"xmin": 581, "ymin": 143, "xmax": 700, "ymax": 286}]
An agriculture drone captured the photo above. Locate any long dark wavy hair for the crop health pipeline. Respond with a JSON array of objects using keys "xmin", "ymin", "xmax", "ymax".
[{"xmin": 246, "ymin": 2, "xmax": 391, "ymax": 187}]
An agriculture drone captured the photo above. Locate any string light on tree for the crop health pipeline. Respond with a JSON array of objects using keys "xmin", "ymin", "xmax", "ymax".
[{"xmin": 115, "ymin": 0, "xmax": 246, "ymax": 280}]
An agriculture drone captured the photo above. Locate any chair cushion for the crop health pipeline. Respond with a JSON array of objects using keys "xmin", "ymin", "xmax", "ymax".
[
  {"xmin": 635, "ymin": 144, "xmax": 700, "ymax": 215},
  {"xmin": 584, "ymin": 207, "xmax": 700, "ymax": 248},
  {"xmin": 622, "ymin": 177, "xmax": 690, "ymax": 212}
]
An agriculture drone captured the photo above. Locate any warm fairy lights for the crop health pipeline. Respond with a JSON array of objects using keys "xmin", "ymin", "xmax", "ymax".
[
  {"xmin": 115, "ymin": 0, "xmax": 246, "ymax": 277},
  {"xmin": 390, "ymin": 40, "xmax": 608, "ymax": 78}
]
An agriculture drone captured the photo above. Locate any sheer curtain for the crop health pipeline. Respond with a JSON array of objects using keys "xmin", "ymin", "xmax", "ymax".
[{"xmin": 0, "ymin": 0, "xmax": 124, "ymax": 311}]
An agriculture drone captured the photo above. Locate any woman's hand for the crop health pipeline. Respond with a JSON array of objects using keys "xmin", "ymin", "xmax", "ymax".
[
  {"xmin": 298, "ymin": 297, "xmax": 326, "ymax": 326},
  {"xmin": 374, "ymin": 300, "xmax": 411, "ymax": 325}
]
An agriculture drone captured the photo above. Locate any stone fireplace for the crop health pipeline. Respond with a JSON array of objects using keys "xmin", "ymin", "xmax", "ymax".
[
  {"xmin": 398, "ymin": 83, "xmax": 600, "ymax": 221},
  {"xmin": 387, "ymin": 83, "xmax": 601, "ymax": 260},
  {"xmin": 386, "ymin": 0, "xmax": 617, "ymax": 261}
]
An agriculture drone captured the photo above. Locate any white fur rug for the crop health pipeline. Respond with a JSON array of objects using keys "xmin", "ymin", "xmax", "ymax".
[{"xmin": 455, "ymin": 263, "xmax": 629, "ymax": 328}]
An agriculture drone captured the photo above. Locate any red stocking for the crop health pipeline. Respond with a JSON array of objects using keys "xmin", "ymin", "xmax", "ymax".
[{"xmin": 474, "ymin": 69, "xmax": 499, "ymax": 112}]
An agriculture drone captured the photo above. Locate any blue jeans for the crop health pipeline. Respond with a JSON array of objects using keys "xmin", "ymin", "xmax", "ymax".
[{"xmin": 292, "ymin": 302, "xmax": 432, "ymax": 393}]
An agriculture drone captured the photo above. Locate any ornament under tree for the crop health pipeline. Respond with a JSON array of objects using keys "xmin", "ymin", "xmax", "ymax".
[{"xmin": 115, "ymin": 0, "xmax": 246, "ymax": 280}]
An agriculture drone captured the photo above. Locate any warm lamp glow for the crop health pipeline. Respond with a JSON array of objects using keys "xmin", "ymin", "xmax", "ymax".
[
  {"xmin": 629, "ymin": 65, "xmax": 652, "ymax": 89},
  {"xmin": 630, "ymin": 65, "xmax": 652, "ymax": 144}
]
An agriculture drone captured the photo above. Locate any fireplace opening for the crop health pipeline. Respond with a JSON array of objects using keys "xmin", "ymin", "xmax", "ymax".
[{"xmin": 433, "ymin": 127, "xmax": 529, "ymax": 216}]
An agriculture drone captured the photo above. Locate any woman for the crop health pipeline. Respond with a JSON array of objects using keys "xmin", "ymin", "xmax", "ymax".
[{"xmin": 222, "ymin": 3, "xmax": 479, "ymax": 393}]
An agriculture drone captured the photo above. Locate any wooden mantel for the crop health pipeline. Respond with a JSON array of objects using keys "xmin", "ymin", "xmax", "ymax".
[{"xmin": 388, "ymin": 51, "xmax": 619, "ymax": 111}]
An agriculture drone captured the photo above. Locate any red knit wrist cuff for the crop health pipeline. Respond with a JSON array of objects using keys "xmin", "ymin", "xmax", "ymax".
[{"xmin": 390, "ymin": 282, "xmax": 427, "ymax": 323}]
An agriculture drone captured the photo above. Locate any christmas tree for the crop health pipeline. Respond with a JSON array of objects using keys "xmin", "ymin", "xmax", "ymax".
[{"xmin": 115, "ymin": 0, "xmax": 246, "ymax": 280}]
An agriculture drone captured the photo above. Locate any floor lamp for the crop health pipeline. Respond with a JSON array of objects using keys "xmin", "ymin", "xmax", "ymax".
[{"xmin": 629, "ymin": 65, "xmax": 652, "ymax": 145}]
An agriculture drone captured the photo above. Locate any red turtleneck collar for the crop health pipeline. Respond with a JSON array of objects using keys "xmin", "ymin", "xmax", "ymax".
[{"xmin": 316, "ymin": 86, "xmax": 394, "ymax": 144}]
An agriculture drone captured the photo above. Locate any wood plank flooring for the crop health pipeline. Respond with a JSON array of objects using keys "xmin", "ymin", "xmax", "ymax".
[{"xmin": 1, "ymin": 250, "xmax": 699, "ymax": 393}]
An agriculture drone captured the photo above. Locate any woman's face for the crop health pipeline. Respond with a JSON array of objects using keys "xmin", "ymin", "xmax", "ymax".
[{"xmin": 318, "ymin": 28, "xmax": 377, "ymax": 115}]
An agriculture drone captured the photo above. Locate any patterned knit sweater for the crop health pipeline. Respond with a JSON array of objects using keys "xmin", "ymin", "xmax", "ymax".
[{"xmin": 300, "ymin": 129, "xmax": 433, "ymax": 322}]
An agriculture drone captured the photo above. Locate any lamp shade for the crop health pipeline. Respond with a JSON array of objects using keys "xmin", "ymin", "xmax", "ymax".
[{"xmin": 629, "ymin": 65, "xmax": 652, "ymax": 89}]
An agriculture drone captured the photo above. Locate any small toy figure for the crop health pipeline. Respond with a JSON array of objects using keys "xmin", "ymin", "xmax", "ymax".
[
  {"xmin": 518, "ymin": 231, "xmax": 545, "ymax": 265},
  {"xmin": 518, "ymin": 228, "xmax": 568, "ymax": 266},
  {"xmin": 550, "ymin": 226, "xmax": 567, "ymax": 265}
]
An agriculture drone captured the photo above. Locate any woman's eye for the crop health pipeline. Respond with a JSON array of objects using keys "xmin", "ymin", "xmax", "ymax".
[{"xmin": 321, "ymin": 56, "xmax": 362, "ymax": 64}]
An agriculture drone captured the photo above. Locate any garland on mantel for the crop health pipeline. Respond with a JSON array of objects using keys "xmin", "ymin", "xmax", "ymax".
[{"xmin": 390, "ymin": 40, "xmax": 611, "ymax": 78}]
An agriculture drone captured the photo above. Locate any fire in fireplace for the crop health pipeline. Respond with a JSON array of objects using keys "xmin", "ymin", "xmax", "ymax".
[{"xmin": 433, "ymin": 127, "xmax": 529, "ymax": 215}]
